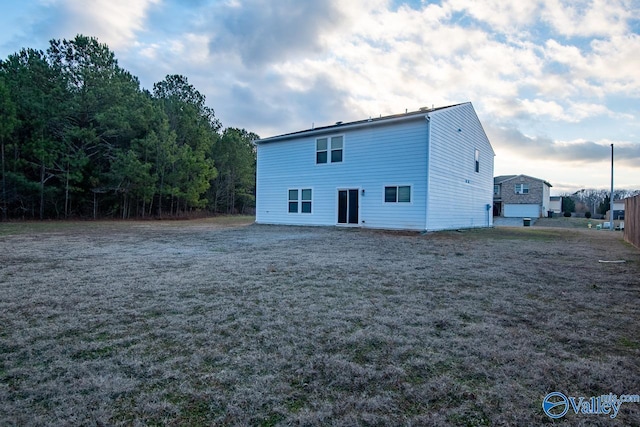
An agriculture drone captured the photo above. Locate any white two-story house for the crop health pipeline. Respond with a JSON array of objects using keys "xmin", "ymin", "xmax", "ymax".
[{"xmin": 255, "ymin": 102, "xmax": 495, "ymax": 231}]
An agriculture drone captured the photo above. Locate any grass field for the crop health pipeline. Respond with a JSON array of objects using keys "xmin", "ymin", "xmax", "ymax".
[{"xmin": 1, "ymin": 218, "xmax": 639, "ymax": 426}]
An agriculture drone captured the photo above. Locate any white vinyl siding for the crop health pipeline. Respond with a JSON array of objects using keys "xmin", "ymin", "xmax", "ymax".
[
  {"xmin": 425, "ymin": 103, "xmax": 495, "ymax": 230},
  {"xmin": 257, "ymin": 120, "xmax": 428, "ymax": 229}
]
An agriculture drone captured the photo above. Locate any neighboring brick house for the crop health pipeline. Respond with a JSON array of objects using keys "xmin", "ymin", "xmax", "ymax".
[{"xmin": 493, "ymin": 174, "xmax": 552, "ymax": 218}]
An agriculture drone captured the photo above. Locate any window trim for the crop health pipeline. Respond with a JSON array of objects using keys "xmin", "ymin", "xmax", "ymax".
[
  {"xmin": 384, "ymin": 185, "xmax": 412, "ymax": 204},
  {"xmin": 515, "ymin": 183, "xmax": 529, "ymax": 194},
  {"xmin": 316, "ymin": 138, "xmax": 328, "ymax": 164},
  {"xmin": 301, "ymin": 188, "xmax": 312, "ymax": 213},
  {"xmin": 288, "ymin": 187, "xmax": 313, "ymax": 214},
  {"xmin": 288, "ymin": 189, "xmax": 299, "ymax": 213},
  {"xmin": 316, "ymin": 134, "xmax": 344, "ymax": 164}
]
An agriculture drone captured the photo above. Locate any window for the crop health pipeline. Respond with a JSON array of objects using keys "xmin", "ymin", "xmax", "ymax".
[
  {"xmin": 301, "ymin": 189, "xmax": 312, "ymax": 213},
  {"xmin": 331, "ymin": 136, "xmax": 343, "ymax": 162},
  {"xmin": 316, "ymin": 135, "xmax": 343, "ymax": 164},
  {"xmin": 494, "ymin": 185, "xmax": 500, "ymax": 196},
  {"xmin": 385, "ymin": 186, "xmax": 411, "ymax": 203},
  {"xmin": 288, "ymin": 189, "xmax": 298, "ymax": 213},
  {"xmin": 515, "ymin": 184, "xmax": 529, "ymax": 194},
  {"xmin": 288, "ymin": 188, "xmax": 312, "ymax": 213},
  {"xmin": 316, "ymin": 138, "xmax": 327, "ymax": 164},
  {"xmin": 475, "ymin": 149, "xmax": 480, "ymax": 173}
]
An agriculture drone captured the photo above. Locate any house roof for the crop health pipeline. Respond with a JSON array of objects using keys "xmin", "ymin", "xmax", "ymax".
[
  {"xmin": 494, "ymin": 174, "xmax": 552, "ymax": 187},
  {"xmin": 256, "ymin": 102, "xmax": 468, "ymax": 144},
  {"xmin": 494, "ymin": 175, "xmax": 517, "ymax": 183}
]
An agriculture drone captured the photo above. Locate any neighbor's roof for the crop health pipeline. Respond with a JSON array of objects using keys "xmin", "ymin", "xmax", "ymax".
[
  {"xmin": 494, "ymin": 175, "xmax": 517, "ymax": 183},
  {"xmin": 256, "ymin": 102, "xmax": 468, "ymax": 144},
  {"xmin": 494, "ymin": 174, "xmax": 552, "ymax": 187}
]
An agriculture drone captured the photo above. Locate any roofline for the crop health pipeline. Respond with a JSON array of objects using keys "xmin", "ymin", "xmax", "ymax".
[
  {"xmin": 256, "ymin": 102, "xmax": 469, "ymax": 144},
  {"xmin": 495, "ymin": 174, "xmax": 552, "ymax": 188}
]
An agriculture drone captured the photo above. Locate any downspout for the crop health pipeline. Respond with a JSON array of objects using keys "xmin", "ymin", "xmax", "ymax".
[{"xmin": 425, "ymin": 114, "xmax": 431, "ymax": 232}]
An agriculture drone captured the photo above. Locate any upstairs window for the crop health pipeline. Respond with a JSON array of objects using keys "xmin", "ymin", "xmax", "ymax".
[
  {"xmin": 316, "ymin": 136, "xmax": 343, "ymax": 164},
  {"xmin": 331, "ymin": 136, "xmax": 343, "ymax": 162},
  {"xmin": 494, "ymin": 185, "xmax": 500, "ymax": 196},
  {"xmin": 475, "ymin": 149, "xmax": 480, "ymax": 173},
  {"xmin": 515, "ymin": 184, "xmax": 529, "ymax": 194},
  {"xmin": 316, "ymin": 139, "xmax": 328, "ymax": 164},
  {"xmin": 385, "ymin": 185, "xmax": 411, "ymax": 203}
]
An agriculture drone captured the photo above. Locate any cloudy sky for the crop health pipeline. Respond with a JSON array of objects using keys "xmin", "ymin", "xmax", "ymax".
[{"xmin": 1, "ymin": 0, "xmax": 639, "ymax": 194}]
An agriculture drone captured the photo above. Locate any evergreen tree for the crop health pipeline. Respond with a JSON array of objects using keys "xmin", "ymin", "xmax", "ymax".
[
  {"xmin": 209, "ymin": 128, "xmax": 257, "ymax": 213},
  {"xmin": 0, "ymin": 76, "xmax": 17, "ymax": 220},
  {"xmin": 0, "ymin": 35, "xmax": 257, "ymax": 219}
]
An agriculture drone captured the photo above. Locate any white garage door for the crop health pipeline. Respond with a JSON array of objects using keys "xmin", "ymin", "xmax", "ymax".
[{"xmin": 504, "ymin": 204, "xmax": 540, "ymax": 218}]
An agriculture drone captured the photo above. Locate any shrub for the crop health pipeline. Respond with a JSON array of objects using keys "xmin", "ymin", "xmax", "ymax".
[
  {"xmin": 563, "ymin": 211, "xmax": 572, "ymax": 217},
  {"xmin": 585, "ymin": 211, "xmax": 592, "ymax": 219}
]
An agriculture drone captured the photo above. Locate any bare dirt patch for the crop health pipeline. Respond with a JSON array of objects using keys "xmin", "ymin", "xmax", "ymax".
[{"xmin": 1, "ymin": 220, "xmax": 639, "ymax": 425}]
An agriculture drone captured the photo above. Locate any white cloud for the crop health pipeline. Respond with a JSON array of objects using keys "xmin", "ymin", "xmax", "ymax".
[
  {"xmin": 447, "ymin": 0, "xmax": 541, "ymax": 33},
  {"xmin": 487, "ymin": 123, "xmax": 640, "ymax": 169},
  {"xmin": 482, "ymin": 97, "xmax": 620, "ymax": 123},
  {"xmin": 542, "ymin": 35, "xmax": 640, "ymax": 98},
  {"xmin": 167, "ymin": 33, "xmax": 210, "ymax": 65},
  {"xmin": 52, "ymin": 0, "xmax": 160, "ymax": 51},
  {"xmin": 588, "ymin": 35, "xmax": 640, "ymax": 94},
  {"xmin": 541, "ymin": 0, "xmax": 634, "ymax": 38}
]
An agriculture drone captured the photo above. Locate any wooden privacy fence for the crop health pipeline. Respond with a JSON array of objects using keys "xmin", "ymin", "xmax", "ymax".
[{"xmin": 624, "ymin": 195, "xmax": 640, "ymax": 249}]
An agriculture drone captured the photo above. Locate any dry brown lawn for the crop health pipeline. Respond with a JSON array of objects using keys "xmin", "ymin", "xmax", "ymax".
[{"xmin": 1, "ymin": 218, "xmax": 639, "ymax": 426}]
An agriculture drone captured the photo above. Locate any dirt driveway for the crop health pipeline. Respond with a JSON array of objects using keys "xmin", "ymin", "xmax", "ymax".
[{"xmin": 1, "ymin": 219, "xmax": 639, "ymax": 425}]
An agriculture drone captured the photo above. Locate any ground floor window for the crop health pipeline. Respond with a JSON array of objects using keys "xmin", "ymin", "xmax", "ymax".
[
  {"xmin": 288, "ymin": 188, "xmax": 312, "ymax": 213},
  {"xmin": 385, "ymin": 185, "xmax": 411, "ymax": 203}
]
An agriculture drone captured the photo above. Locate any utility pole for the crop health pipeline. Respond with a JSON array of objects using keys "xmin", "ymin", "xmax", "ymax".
[{"xmin": 610, "ymin": 144, "xmax": 614, "ymax": 231}]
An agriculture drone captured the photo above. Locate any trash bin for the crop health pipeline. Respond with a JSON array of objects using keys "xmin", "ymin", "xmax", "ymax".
[
  {"xmin": 523, "ymin": 218, "xmax": 531, "ymax": 226},
  {"xmin": 548, "ymin": 210, "xmax": 553, "ymax": 218}
]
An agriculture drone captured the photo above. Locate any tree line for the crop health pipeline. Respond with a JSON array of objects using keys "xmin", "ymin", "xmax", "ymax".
[
  {"xmin": 0, "ymin": 35, "xmax": 257, "ymax": 220},
  {"xmin": 562, "ymin": 188, "xmax": 640, "ymax": 216}
]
